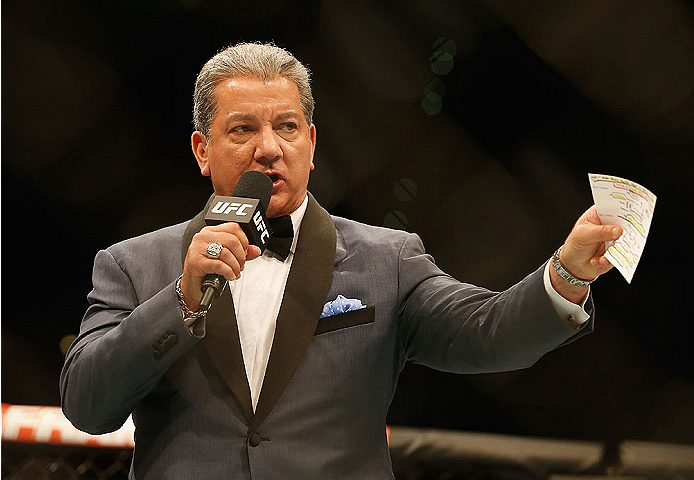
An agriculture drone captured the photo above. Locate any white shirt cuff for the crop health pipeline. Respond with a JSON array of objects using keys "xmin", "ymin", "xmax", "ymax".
[{"xmin": 543, "ymin": 261, "xmax": 590, "ymax": 329}]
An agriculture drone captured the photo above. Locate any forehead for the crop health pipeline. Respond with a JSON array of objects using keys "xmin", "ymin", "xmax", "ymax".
[{"xmin": 213, "ymin": 75, "xmax": 302, "ymax": 114}]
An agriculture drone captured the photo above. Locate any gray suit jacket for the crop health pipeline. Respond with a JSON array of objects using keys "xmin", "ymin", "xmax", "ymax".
[{"xmin": 60, "ymin": 193, "xmax": 592, "ymax": 479}]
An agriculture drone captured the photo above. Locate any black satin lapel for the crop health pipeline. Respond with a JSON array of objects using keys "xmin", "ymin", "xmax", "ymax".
[
  {"xmin": 203, "ymin": 286, "xmax": 254, "ymax": 422},
  {"xmin": 251, "ymin": 193, "xmax": 337, "ymax": 430},
  {"xmin": 183, "ymin": 192, "xmax": 254, "ymax": 422}
]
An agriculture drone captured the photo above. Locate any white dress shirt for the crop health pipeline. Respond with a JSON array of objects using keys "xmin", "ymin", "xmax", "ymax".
[
  {"xmin": 226, "ymin": 194, "xmax": 588, "ymax": 411},
  {"xmin": 230, "ymin": 195, "xmax": 308, "ymax": 411}
]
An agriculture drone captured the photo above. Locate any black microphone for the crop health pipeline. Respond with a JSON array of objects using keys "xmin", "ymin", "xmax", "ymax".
[{"xmin": 198, "ymin": 171, "xmax": 273, "ymax": 310}]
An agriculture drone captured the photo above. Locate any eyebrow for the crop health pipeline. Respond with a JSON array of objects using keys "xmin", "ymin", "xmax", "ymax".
[
  {"xmin": 274, "ymin": 112, "xmax": 301, "ymax": 122},
  {"xmin": 225, "ymin": 114, "xmax": 256, "ymax": 124},
  {"xmin": 224, "ymin": 112, "xmax": 301, "ymax": 126}
]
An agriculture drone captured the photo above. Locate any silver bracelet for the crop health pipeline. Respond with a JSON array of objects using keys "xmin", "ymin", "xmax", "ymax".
[
  {"xmin": 175, "ymin": 275, "xmax": 208, "ymax": 323},
  {"xmin": 552, "ymin": 246, "xmax": 597, "ymax": 287}
]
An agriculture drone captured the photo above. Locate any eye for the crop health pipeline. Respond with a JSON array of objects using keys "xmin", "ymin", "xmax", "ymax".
[
  {"xmin": 231, "ymin": 125, "xmax": 253, "ymax": 133},
  {"xmin": 278, "ymin": 122, "xmax": 298, "ymax": 132}
]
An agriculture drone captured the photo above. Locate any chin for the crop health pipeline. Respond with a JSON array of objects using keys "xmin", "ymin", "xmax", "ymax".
[
  {"xmin": 266, "ymin": 203, "xmax": 285, "ymax": 219},
  {"xmin": 267, "ymin": 191, "xmax": 305, "ymax": 217}
]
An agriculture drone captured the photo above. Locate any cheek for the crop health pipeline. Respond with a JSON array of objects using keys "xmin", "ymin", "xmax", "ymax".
[
  {"xmin": 287, "ymin": 163, "xmax": 311, "ymax": 186},
  {"xmin": 208, "ymin": 161, "xmax": 246, "ymax": 195},
  {"xmin": 209, "ymin": 149, "xmax": 248, "ymax": 174}
]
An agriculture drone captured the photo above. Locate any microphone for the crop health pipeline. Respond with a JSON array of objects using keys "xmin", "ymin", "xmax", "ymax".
[{"xmin": 198, "ymin": 171, "xmax": 274, "ymax": 311}]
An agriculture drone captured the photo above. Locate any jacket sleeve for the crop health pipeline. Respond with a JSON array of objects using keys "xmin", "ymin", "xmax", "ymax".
[
  {"xmin": 396, "ymin": 232, "xmax": 593, "ymax": 374},
  {"xmin": 60, "ymin": 248, "xmax": 201, "ymax": 434}
]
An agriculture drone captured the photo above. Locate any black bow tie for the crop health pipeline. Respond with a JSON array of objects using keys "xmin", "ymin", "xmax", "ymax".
[{"xmin": 265, "ymin": 215, "xmax": 294, "ymax": 260}]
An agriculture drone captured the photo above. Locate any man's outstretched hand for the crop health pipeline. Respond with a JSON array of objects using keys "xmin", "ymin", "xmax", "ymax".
[{"xmin": 551, "ymin": 206, "xmax": 623, "ymax": 304}]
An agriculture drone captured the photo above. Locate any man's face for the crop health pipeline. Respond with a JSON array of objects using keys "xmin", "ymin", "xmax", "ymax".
[{"xmin": 192, "ymin": 76, "xmax": 316, "ymax": 218}]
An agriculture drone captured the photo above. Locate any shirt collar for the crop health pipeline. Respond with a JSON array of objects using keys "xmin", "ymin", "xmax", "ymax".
[{"xmin": 287, "ymin": 194, "xmax": 309, "ymax": 255}]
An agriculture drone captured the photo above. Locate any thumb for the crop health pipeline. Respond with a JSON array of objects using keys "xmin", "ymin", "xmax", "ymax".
[
  {"xmin": 598, "ymin": 224, "xmax": 623, "ymax": 242},
  {"xmin": 574, "ymin": 223, "xmax": 622, "ymax": 247}
]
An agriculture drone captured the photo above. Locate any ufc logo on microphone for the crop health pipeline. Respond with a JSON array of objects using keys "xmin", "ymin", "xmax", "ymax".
[
  {"xmin": 210, "ymin": 201, "xmax": 253, "ymax": 216},
  {"xmin": 204, "ymin": 196, "xmax": 264, "ymax": 237},
  {"xmin": 253, "ymin": 211, "xmax": 270, "ymax": 244}
]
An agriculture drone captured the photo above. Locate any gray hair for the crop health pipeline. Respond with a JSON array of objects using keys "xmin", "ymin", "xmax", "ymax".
[{"xmin": 193, "ymin": 42, "xmax": 314, "ymax": 141}]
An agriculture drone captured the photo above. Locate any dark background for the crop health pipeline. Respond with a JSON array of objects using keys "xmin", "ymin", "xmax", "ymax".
[{"xmin": 3, "ymin": 0, "xmax": 693, "ymax": 445}]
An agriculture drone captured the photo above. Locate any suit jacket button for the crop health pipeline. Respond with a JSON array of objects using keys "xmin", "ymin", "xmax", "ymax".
[{"xmin": 248, "ymin": 432, "xmax": 261, "ymax": 447}]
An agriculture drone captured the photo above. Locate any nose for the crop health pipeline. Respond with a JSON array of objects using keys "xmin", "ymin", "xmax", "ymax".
[{"xmin": 253, "ymin": 126, "xmax": 282, "ymax": 165}]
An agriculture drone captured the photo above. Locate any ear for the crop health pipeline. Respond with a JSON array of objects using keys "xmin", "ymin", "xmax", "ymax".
[
  {"xmin": 191, "ymin": 131, "xmax": 211, "ymax": 177},
  {"xmin": 309, "ymin": 123, "xmax": 317, "ymax": 171}
]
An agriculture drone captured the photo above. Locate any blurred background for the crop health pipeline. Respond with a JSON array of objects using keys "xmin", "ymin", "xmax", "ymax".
[{"xmin": 3, "ymin": 0, "xmax": 693, "ymax": 448}]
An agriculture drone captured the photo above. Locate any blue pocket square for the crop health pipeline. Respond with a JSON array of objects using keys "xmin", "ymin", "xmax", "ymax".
[{"xmin": 321, "ymin": 295, "xmax": 366, "ymax": 318}]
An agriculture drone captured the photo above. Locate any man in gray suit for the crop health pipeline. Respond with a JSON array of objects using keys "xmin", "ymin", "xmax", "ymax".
[{"xmin": 61, "ymin": 43, "xmax": 622, "ymax": 479}]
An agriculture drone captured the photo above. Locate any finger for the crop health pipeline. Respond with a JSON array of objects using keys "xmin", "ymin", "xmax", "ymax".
[
  {"xmin": 207, "ymin": 238, "xmax": 261, "ymax": 269},
  {"xmin": 216, "ymin": 234, "xmax": 249, "ymax": 271},
  {"xmin": 575, "ymin": 205, "xmax": 623, "ymax": 241},
  {"xmin": 203, "ymin": 223, "xmax": 250, "ymax": 252},
  {"xmin": 246, "ymin": 245, "xmax": 262, "ymax": 261},
  {"xmin": 594, "ymin": 242, "xmax": 607, "ymax": 257},
  {"xmin": 573, "ymin": 223, "xmax": 622, "ymax": 246},
  {"xmin": 581, "ymin": 205, "xmax": 601, "ymax": 225},
  {"xmin": 198, "ymin": 255, "xmax": 241, "ymax": 281},
  {"xmin": 186, "ymin": 239, "xmax": 242, "ymax": 279},
  {"xmin": 180, "ymin": 255, "xmax": 239, "ymax": 309},
  {"xmin": 195, "ymin": 230, "xmax": 250, "ymax": 271},
  {"xmin": 213, "ymin": 245, "xmax": 248, "ymax": 276},
  {"xmin": 589, "ymin": 255, "xmax": 615, "ymax": 275},
  {"xmin": 197, "ymin": 236, "xmax": 245, "ymax": 279}
]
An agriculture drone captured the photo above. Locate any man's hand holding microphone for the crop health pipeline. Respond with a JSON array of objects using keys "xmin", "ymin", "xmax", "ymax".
[{"xmin": 179, "ymin": 171, "xmax": 273, "ymax": 314}]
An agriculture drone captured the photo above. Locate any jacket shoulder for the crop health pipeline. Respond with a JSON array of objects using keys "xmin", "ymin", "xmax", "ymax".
[
  {"xmin": 331, "ymin": 215, "xmax": 418, "ymax": 254},
  {"xmin": 105, "ymin": 220, "xmax": 190, "ymax": 267}
]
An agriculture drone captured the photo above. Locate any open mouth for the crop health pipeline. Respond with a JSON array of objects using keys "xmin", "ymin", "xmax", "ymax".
[{"xmin": 266, "ymin": 173, "xmax": 283, "ymax": 190}]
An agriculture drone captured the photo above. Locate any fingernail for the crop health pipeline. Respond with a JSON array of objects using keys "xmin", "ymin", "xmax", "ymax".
[{"xmin": 612, "ymin": 226, "xmax": 620, "ymax": 236}]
